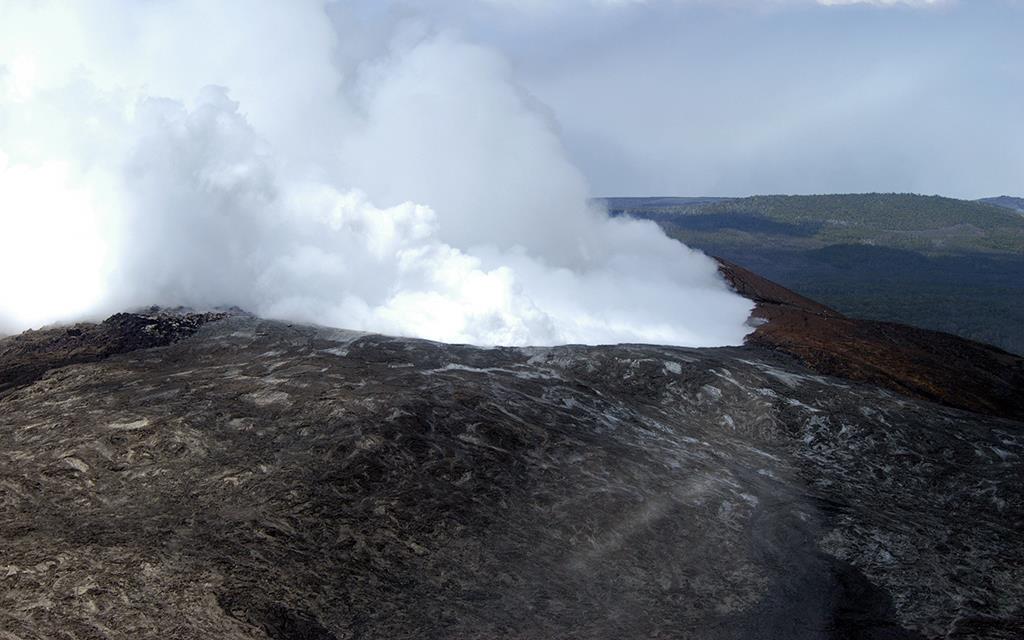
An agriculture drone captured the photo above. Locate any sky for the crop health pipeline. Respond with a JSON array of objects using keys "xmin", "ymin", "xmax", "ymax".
[{"xmin": 421, "ymin": 0, "xmax": 1024, "ymax": 198}]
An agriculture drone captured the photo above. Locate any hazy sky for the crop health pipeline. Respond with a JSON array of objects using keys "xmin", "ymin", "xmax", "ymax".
[{"xmin": 417, "ymin": 0, "xmax": 1024, "ymax": 198}]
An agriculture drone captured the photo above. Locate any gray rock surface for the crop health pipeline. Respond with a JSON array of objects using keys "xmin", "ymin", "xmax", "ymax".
[{"xmin": 0, "ymin": 316, "xmax": 1021, "ymax": 639}]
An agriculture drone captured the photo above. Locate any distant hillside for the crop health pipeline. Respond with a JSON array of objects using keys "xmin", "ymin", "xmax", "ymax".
[
  {"xmin": 601, "ymin": 193, "xmax": 1024, "ymax": 354},
  {"xmin": 602, "ymin": 193, "xmax": 1024, "ymax": 254},
  {"xmin": 979, "ymin": 195, "xmax": 1024, "ymax": 214}
]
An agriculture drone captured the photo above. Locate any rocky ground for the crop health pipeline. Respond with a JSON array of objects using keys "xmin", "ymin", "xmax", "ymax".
[{"xmin": 0, "ymin": 310, "xmax": 1021, "ymax": 639}]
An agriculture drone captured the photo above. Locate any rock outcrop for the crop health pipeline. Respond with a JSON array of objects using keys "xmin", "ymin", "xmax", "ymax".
[{"xmin": 0, "ymin": 308, "xmax": 236, "ymax": 398}]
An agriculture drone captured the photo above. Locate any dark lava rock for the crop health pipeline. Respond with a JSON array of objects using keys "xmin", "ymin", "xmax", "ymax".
[
  {"xmin": 717, "ymin": 258, "xmax": 1024, "ymax": 422},
  {"xmin": 0, "ymin": 315, "xmax": 1021, "ymax": 638},
  {"xmin": 0, "ymin": 308, "xmax": 239, "ymax": 398}
]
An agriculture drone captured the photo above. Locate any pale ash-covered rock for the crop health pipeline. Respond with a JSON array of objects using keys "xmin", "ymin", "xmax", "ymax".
[{"xmin": 0, "ymin": 316, "xmax": 1021, "ymax": 639}]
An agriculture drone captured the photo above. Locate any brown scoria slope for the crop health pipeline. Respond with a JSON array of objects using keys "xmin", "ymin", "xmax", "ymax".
[{"xmin": 717, "ymin": 257, "xmax": 1024, "ymax": 422}]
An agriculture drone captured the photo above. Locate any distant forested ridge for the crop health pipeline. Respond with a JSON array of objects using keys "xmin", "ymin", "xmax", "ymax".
[
  {"xmin": 598, "ymin": 193, "xmax": 1024, "ymax": 354},
  {"xmin": 979, "ymin": 195, "xmax": 1024, "ymax": 214},
  {"xmin": 602, "ymin": 193, "xmax": 1024, "ymax": 253}
]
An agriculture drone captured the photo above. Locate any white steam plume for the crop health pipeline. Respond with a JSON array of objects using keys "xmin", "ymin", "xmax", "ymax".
[{"xmin": 0, "ymin": 0, "xmax": 751, "ymax": 347}]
